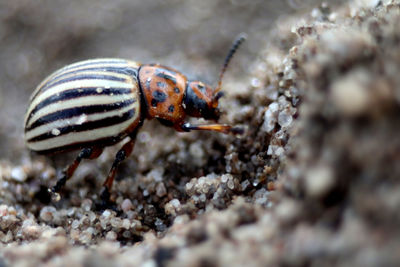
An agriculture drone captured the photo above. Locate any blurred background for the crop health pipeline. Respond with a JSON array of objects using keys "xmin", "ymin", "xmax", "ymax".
[{"xmin": 0, "ymin": 0, "xmax": 343, "ymax": 158}]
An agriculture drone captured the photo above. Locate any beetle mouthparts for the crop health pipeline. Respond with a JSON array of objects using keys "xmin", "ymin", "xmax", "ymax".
[{"xmin": 48, "ymin": 188, "xmax": 61, "ymax": 202}]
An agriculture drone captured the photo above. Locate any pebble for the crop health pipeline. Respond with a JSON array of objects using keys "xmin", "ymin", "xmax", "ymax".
[
  {"xmin": 155, "ymin": 218, "xmax": 166, "ymax": 232},
  {"xmin": 156, "ymin": 182, "xmax": 167, "ymax": 197},
  {"xmin": 241, "ymin": 180, "xmax": 250, "ymax": 191},
  {"xmin": 278, "ymin": 109, "xmax": 293, "ymax": 128},
  {"xmin": 110, "ymin": 217, "xmax": 122, "ymax": 228},
  {"xmin": 267, "ymin": 145, "xmax": 285, "ymax": 158},
  {"xmin": 330, "ymin": 69, "xmax": 370, "ymax": 117},
  {"xmin": 253, "ymin": 188, "xmax": 270, "ymax": 206},
  {"xmin": 122, "ymin": 219, "xmax": 131, "ymax": 230},
  {"xmin": 262, "ymin": 102, "xmax": 279, "ymax": 133},
  {"xmin": 275, "ymin": 199, "xmax": 301, "ymax": 224},
  {"xmin": 40, "ymin": 206, "xmax": 57, "ymax": 222},
  {"xmin": 11, "ymin": 166, "xmax": 27, "ymax": 182},
  {"xmin": 105, "ymin": 231, "xmax": 117, "ymax": 241},
  {"xmin": 21, "ymin": 224, "xmax": 41, "ymax": 239},
  {"xmin": 147, "ymin": 168, "xmax": 163, "ymax": 182},
  {"xmin": 71, "ymin": 220, "xmax": 80, "ymax": 230},
  {"xmin": 304, "ymin": 165, "xmax": 335, "ymax": 198},
  {"xmin": 121, "ymin": 199, "xmax": 133, "ymax": 212}
]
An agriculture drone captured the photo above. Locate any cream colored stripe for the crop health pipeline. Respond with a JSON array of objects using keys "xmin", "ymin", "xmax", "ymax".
[
  {"xmin": 62, "ymin": 60, "xmax": 140, "ymax": 73},
  {"xmin": 59, "ymin": 58, "xmax": 129, "ymax": 71}
]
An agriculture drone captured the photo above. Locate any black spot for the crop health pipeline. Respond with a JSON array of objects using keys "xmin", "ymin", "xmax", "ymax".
[
  {"xmin": 168, "ymin": 105, "xmax": 175, "ymax": 113},
  {"xmin": 152, "ymin": 90, "xmax": 167, "ymax": 104},
  {"xmin": 151, "ymin": 99, "xmax": 158, "ymax": 107},
  {"xmin": 157, "ymin": 81, "xmax": 167, "ymax": 88},
  {"xmin": 174, "ymin": 87, "xmax": 180, "ymax": 94},
  {"xmin": 155, "ymin": 70, "xmax": 177, "ymax": 84}
]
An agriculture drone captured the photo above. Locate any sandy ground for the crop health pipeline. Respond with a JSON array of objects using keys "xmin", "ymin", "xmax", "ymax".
[{"xmin": 1, "ymin": 0, "xmax": 400, "ymax": 266}]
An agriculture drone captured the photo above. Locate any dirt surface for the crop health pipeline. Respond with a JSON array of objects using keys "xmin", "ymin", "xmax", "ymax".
[{"xmin": 1, "ymin": 0, "xmax": 400, "ymax": 266}]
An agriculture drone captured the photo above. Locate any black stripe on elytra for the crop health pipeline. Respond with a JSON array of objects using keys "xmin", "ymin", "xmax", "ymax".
[
  {"xmin": 26, "ymin": 99, "xmax": 135, "ymax": 131},
  {"xmin": 40, "ymin": 73, "xmax": 127, "ymax": 93},
  {"xmin": 28, "ymin": 108, "xmax": 136, "ymax": 143},
  {"xmin": 27, "ymin": 87, "xmax": 132, "ymax": 123},
  {"xmin": 46, "ymin": 66, "xmax": 138, "ymax": 88},
  {"xmin": 155, "ymin": 72, "xmax": 177, "ymax": 85},
  {"xmin": 151, "ymin": 90, "xmax": 167, "ymax": 107}
]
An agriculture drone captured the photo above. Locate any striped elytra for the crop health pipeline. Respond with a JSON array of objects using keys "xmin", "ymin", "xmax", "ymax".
[
  {"xmin": 24, "ymin": 58, "xmax": 142, "ymax": 154},
  {"xmin": 24, "ymin": 34, "xmax": 246, "ymax": 206}
]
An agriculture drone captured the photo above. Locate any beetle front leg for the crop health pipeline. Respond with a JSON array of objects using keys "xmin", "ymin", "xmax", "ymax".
[
  {"xmin": 99, "ymin": 136, "xmax": 136, "ymax": 208},
  {"xmin": 179, "ymin": 122, "xmax": 244, "ymax": 135},
  {"xmin": 50, "ymin": 147, "xmax": 103, "ymax": 200}
]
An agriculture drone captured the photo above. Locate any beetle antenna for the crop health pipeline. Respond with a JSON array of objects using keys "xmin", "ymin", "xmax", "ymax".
[{"xmin": 214, "ymin": 33, "xmax": 247, "ymax": 96}]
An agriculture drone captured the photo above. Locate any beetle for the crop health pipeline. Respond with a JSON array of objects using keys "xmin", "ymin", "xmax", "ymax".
[{"xmin": 24, "ymin": 34, "xmax": 246, "ymax": 205}]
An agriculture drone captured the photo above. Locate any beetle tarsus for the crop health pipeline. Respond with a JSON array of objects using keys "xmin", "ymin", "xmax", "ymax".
[
  {"xmin": 48, "ymin": 190, "xmax": 61, "ymax": 202},
  {"xmin": 100, "ymin": 186, "xmax": 110, "ymax": 201},
  {"xmin": 48, "ymin": 147, "xmax": 102, "ymax": 202},
  {"xmin": 51, "ymin": 172, "xmax": 67, "ymax": 193},
  {"xmin": 47, "ymin": 171, "xmax": 67, "ymax": 202}
]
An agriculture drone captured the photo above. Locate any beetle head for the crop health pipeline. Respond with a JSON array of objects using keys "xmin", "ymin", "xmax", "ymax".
[
  {"xmin": 183, "ymin": 33, "xmax": 246, "ymax": 122},
  {"xmin": 183, "ymin": 80, "xmax": 222, "ymax": 121}
]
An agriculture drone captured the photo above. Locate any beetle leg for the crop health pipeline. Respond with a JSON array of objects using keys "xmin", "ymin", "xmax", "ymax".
[
  {"xmin": 50, "ymin": 147, "xmax": 103, "ymax": 197},
  {"xmin": 100, "ymin": 136, "xmax": 136, "ymax": 205},
  {"xmin": 179, "ymin": 122, "xmax": 244, "ymax": 135}
]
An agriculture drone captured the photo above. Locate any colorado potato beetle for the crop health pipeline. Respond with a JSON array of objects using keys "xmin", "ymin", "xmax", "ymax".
[{"xmin": 24, "ymin": 34, "xmax": 246, "ymax": 206}]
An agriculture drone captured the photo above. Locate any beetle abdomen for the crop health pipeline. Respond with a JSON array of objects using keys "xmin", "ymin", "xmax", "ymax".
[{"xmin": 24, "ymin": 58, "xmax": 142, "ymax": 154}]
